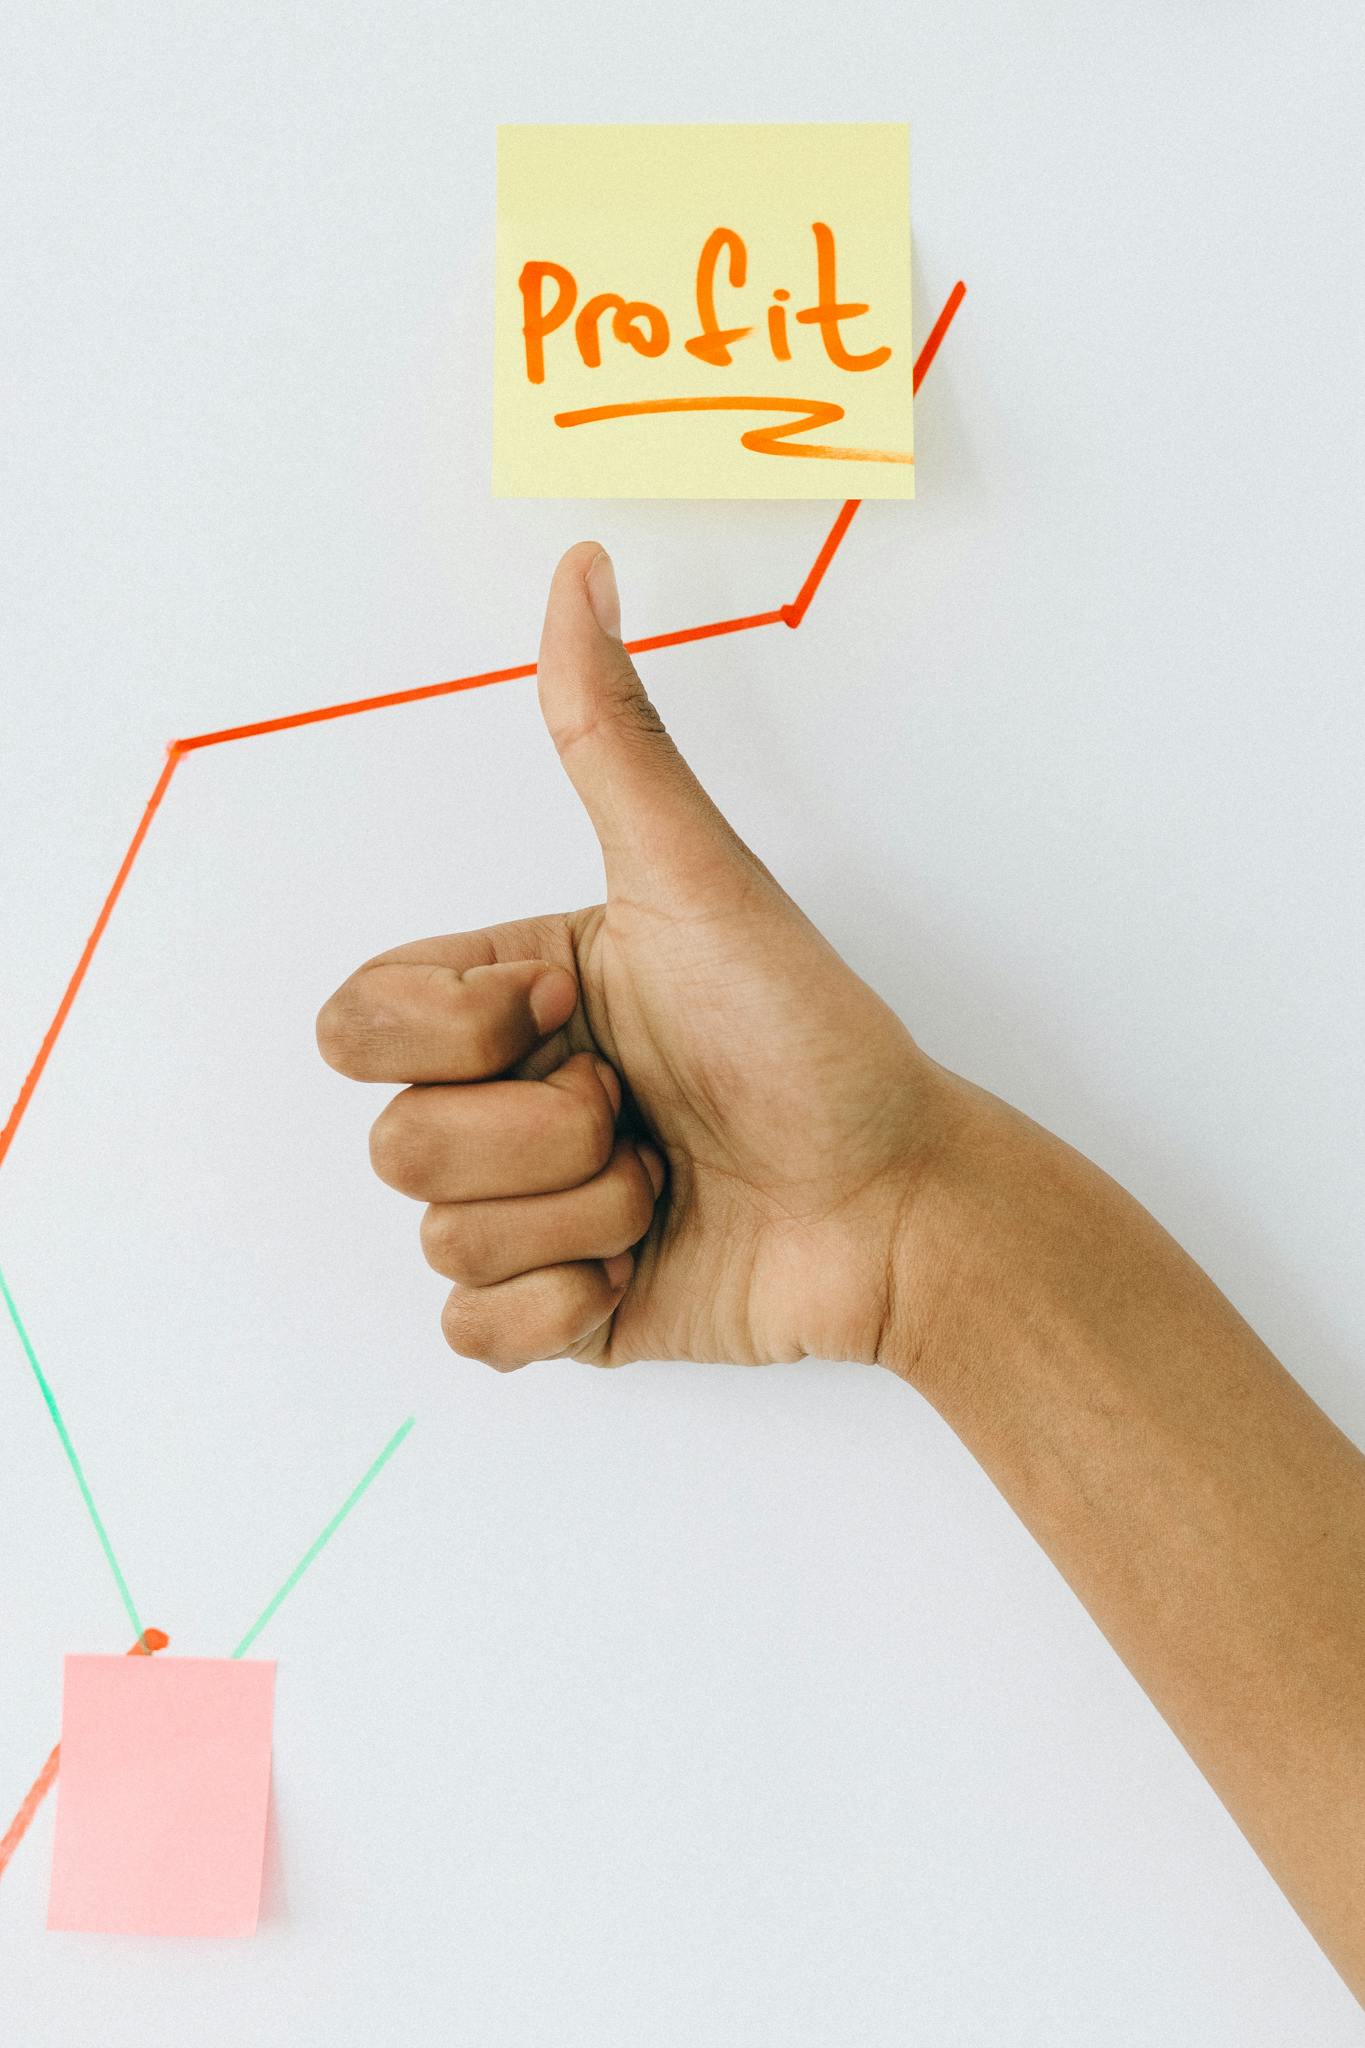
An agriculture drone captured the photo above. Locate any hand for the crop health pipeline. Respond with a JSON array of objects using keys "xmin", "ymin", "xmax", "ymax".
[{"xmin": 317, "ymin": 541, "xmax": 961, "ymax": 1371}]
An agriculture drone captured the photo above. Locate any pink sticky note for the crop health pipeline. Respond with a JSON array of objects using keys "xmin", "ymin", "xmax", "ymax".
[{"xmin": 48, "ymin": 1654, "xmax": 275, "ymax": 1937}]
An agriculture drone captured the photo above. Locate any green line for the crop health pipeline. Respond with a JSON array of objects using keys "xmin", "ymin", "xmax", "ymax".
[
  {"xmin": 230, "ymin": 1415, "xmax": 415, "ymax": 1659},
  {"xmin": 0, "ymin": 1258, "xmax": 146, "ymax": 1644},
  {"xmin": 1, "ymin": 1253, "xmax": 413, "ymax": 1660}
]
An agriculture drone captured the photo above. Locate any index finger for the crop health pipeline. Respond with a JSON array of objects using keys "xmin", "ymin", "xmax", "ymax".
[{"xmin": 316, "ymin": 953, "xmax": 578, "ymax": 1083}]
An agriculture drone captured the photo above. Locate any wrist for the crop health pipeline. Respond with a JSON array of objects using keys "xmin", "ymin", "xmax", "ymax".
[
  {"xmin": 871, "ymin": 1075, "xmax": 1052, "ymax": 1405},
  {"xmin": 872, "ymin": 1074, "xmax": 1211, "ymax": 1438}
]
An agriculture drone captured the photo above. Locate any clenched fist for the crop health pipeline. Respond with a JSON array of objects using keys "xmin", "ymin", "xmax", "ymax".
[{"xmin": 316, "ymin": 541, "xmax": 960, "ymax": 1372}]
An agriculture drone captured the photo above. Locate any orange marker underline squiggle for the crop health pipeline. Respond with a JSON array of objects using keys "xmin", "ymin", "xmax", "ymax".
[{"xmin": 552, "ymin": 394, "xmax": 915, "ymax": 464}]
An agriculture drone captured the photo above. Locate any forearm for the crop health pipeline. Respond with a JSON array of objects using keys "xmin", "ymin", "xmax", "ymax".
[{"xmin": 889, "ymin": 1080, "xmax": 1365, "ymax": 1999}]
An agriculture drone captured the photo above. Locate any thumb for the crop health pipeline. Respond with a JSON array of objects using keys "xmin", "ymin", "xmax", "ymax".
[{"xmin": 536, "ymin": 541, "xmax": 741, "ymax": 896}]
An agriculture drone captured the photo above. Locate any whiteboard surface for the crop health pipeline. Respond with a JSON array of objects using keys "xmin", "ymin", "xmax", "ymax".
[{"xmin": 1, "ymin": 4, "xmax": 1363, "ymax": 2041}]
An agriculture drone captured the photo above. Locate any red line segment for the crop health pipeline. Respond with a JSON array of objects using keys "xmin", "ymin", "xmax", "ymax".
[
  {"xmin": 0, "ymin": 751, "xmax": 183, "ymax": 1171},
  {"xmin": 782, "ymin": 278, "xmax": 966, "ymax": 628},
  {"xmin": 785, "ymin": 500, "xmax": 863, "ymax": 627},
  {"xmin": 175, "ymin": 606, "xmax": 792, "ymax": 752},
  {"xmin": 0, "ymin": 281, "xmax": 966, "ymax": 1172},
  {"xmin": 626, "ymin": 607, "xmax": 788, "ymax": 656},
  {"xmin": 176, "ymin": 662, "xmax": 539, "ymax": 754},
  {"xmin": 913, "ymin": 280, "xmax": 968, "ymax": 398}
]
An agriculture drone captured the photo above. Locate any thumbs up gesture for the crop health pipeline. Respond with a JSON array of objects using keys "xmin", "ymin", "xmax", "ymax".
[{"xmin": 317, "ymin": 543, "xmax": 956, "ymax": 1373}]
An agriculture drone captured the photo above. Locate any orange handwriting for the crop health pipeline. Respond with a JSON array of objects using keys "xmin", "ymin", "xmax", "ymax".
[{"xmin": 519, "ymin": 222, "xmax": 891, "ymax": 385}]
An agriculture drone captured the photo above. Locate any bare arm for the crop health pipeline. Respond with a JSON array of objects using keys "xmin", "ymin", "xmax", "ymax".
[{"xmin": 893, "ymin": 1080, "xmax": 1365, "ymax": 1996}]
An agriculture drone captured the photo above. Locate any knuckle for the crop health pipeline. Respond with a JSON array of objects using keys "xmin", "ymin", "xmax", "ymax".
[
  {"xmin": 440, "ymin": 1288, "xmax": 522, "ymax": 1372},
  {"xmin": 315, "ymin": 979, "xmax": 365, "ymax": 1074},
  {"xmin": 550, "ymin": 654, "xmax": 659, "ymax": 758},
  {"xmin": 450, "ymin": 990, "xmax": 514, "ymax": 1077},
  {"xmin": 368, "ymin": 1095, "xmax": 426, "ymax": 1190},
  {"xmin": 439, "ymin": 1287, "xmax": 482, "ymax": 1359},
  {"xmin": 421, "ymin": 1206, "xmax": 493, "ymax": 1287},
  {"xmin": 618, "ymin": 682, "xmax": 668, "ymax": 743},
  {"xmin": 602, "ymin": 651, "xmax": 666, "ymax": 739},
  {"xmin": 419, "ymin": 1205, "xmax": 452, "ymax": 1272},
  {"xmin": 544, "ymin": 1058, "xmax": 617, "ymax": 1184},
  {"xmin": 468, "ymin": 1011, "xmax": 509, "ymax": 1074},
  {"xmin": 316, "ymin": 972, "xmax": 397, "ymax": 1078}
]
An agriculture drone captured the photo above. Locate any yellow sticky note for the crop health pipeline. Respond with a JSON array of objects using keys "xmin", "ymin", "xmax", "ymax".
[{"xmin": 494, "ymin": 123, "xmax": 914, "ymax": 500}]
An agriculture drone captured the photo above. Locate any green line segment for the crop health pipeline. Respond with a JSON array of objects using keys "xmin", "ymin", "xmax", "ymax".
[
  {"xmin": 230, "ymin": 1415, "xmax": 415, "ymax": 1658},
  {"xmin": 0, "ymin": 1259, "xmax": 146, "ymax": 1643}
]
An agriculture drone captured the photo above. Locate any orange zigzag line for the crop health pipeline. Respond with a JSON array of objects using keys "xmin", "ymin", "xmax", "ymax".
[{"xmin": 0, "ymin": 280, "xmax": 965, "ymax": 1174}]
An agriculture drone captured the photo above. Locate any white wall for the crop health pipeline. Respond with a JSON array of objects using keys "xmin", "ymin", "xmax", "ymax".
[{"xmin": 1, "ymin": 4, "xmax": 1363, "ymax": 2040}]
